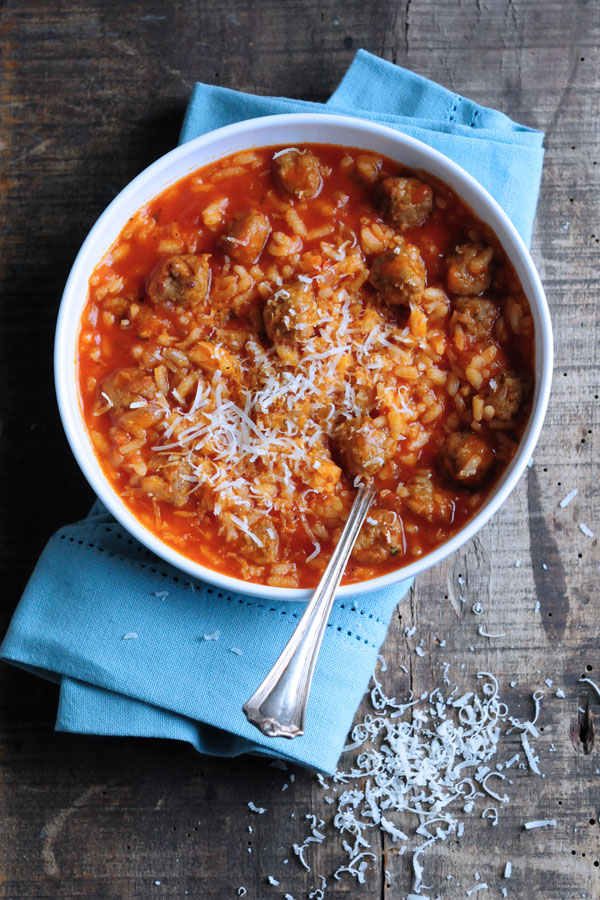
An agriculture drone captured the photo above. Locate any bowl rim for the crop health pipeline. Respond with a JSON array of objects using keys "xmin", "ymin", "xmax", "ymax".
[{"xmin": 55, "ymin": 111, "xmax": 553, "ymax": 601}]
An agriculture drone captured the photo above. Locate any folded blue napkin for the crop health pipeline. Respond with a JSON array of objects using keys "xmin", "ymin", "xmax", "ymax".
[{"xmin": 1, "ymin": 50, "xmax": 544, "ymax": 774}]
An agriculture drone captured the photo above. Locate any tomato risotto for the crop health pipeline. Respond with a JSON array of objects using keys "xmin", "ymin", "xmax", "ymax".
[{"xmin": 78, "ymin": 144, "xmax": 534, "ymax": 588}]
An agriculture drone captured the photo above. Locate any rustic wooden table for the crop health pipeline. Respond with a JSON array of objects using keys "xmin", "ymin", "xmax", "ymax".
[{"xmin": 1, "ymin": 1, "xmax": 598, "ymax": 898}]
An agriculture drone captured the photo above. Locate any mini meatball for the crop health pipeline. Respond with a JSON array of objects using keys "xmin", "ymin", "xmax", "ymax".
[
  {"xmin": 147, "ymin": 254, "xmax": 211, "ymax": 307},
  {"xmin": 402, "ymin": 473, "xmax": 455, "ymax": 523},
  {"xmin": 235, "ymin": 519, "xmax": 280, "ymax": 565},
  {"xmin": 352, "ymin": 509, "xmax": 405, "ymax": 564},
  {"xmin": 141, "ymin": 460, "xmax": 193, "ymax": 508},
  {"xmin": 370, "ymin": 243, "xmax": 426, "ymax": 307},
  {"xmin": 219, "ymin": 210, "xmax": 271, "ymax": 265},
  {"xmin": 101, "ymin": 369, "xmax": 165, "ymax": 435},
  {"xmin": 453, "ymin": 296, "xmax": 498, "ymax": 339},
  {"xmin": 439, "ymin": 431, "xmax": 495, "ymax": 488},
  {"xmin": 272, "ymin": 149, "xmax": 323, "ymax": 200},
  {"xmin": 480, "ymin": 372, "xmax": 522, "ymax": 421},
  {"xmin": 101, "ymin": 368, "xmax": 158, "ymax": 413},
  {"xmin": 332, "ymin": 416, "xmax": 396, "ymax": 479},
  {"xmin": 263, "ymin": 283, "xmax": 319, "ymax": 345},
  {"xmin": 446, "ymin": 242, "xmax": 493, "ymax": 296},
  {"xmin": 375, "ymin": 176, "xmax": 433, "ymax": 229}
]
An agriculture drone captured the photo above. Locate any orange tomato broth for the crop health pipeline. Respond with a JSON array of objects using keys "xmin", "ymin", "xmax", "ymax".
[{"xmin": 77, "ymin": 144, "xmax": 533, "ymax": 587}]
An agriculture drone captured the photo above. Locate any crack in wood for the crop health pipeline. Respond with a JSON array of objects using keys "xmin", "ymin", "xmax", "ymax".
[
  {"xmin": 570, "ymin": 696, "xmax": 595, "ymax": 755},
  {"xmin": 404, "ymin": 0, "xmax": 412, "ymax": 56}
]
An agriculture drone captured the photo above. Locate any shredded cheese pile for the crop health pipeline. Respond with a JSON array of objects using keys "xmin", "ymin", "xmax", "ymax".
[{"xmin": 264, "ymin": 665, "xmax": 548, "ymax": 899}]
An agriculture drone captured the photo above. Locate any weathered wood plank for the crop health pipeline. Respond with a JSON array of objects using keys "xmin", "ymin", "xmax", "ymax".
[{"xmin": 1, "ymin": 1, "xmax": 598, "ymax": 898}]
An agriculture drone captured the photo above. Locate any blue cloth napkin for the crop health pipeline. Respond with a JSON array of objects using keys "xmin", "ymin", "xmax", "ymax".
[{"xmin": 1, "ymin": 51, "xmax": 544, "ymax": 774}]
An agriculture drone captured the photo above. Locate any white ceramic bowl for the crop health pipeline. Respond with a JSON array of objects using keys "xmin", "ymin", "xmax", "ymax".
[{"xmin": 55, "ymin": 113, "xmax": 553, "ymax": 600}]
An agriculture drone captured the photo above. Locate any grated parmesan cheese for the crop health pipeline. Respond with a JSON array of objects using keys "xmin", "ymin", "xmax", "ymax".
[
  {"xmin": 524, "ymin": 819, "xmax": 557, "ymax": 830},
  {"xmin": 202, "ymin": 630, "xmax": 221, "ymax": 641},
  {"xmin": 247, "ymin": 801, "xmax": 267, "ymax": 814},
  {"xmin": 559, "ymin": 488, "xmax": 578, "ymax": 507},
  {"xmin": 259, "ymin": 661, "xmax": 550, "ymax": 898},
  {"xmin": 272, "ymin": 147, "xmax": 301, "ymax": 159},
  {"xmin": 520, "ymin": 733, "xmax": 541, "ymax": 775},
  {"xmin": 477, "ymin": 626, "xmax": 506, "ymax": 638},
  {"xmin": 293, "ymin": 815, "xmax": 326, "ymax": 871},
  {"xmin": 313, "ymin": 667, "xmax": 546, "ymax": 896}
]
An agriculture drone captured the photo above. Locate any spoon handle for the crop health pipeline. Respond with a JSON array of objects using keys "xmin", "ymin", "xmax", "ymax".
[{"xmin": 242, "ymin": 482, "xmax": 376, "ymax": 739}]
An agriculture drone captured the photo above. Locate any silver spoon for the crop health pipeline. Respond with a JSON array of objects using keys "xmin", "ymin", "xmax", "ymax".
[{"xmin": 242, "ymin": 482, "xmax": 376, "ymax": 739}]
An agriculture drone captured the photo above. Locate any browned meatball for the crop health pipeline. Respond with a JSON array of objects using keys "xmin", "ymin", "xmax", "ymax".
[
  {"xmin": 272, "ymin": 149, "xmax": 323, "ymax": 200},
  {"xmin": 480, "ymin": 372, "xmax": 522, "ymax": 420},
  {"xmin": 147, "ymin": 254, "xmax": 211, "ymax": 307},
  {"xmin": 370, "ymin": 243, "xmax": 426, "ymax": 307},
  {"xmin": 141, "ymin": 460, "xmax": 193, "ymax": 508},
  {"xmin": 352, "ymin": 509, "xmax": 405, "ymax": 564},
  {"xmin": 453, "ymin": 296, "xmax": 498, "ymax": 339},
  {"xmin": 446, "ymin": 242, "xmax": 493, "ymax": 296},
  {"xmin": 332, "ymin": 416, "xmax": 396, "ymax": 479},
  {"xmin": 263, "ymin": 283, "xmax": 319, "ymax": 345},
  {"xmin": 101, "ymin": 368, "xmax": 158, "ymax": 414},
  {"xmin": 439, "ymin": 431, "xmax": 495, "ymax": 488},
  {"xmin": 402, "ymin": 473, "xmax": 456, "ymax": 523},
  {"xmin": 235, "ymin": 519, "xmax": 280, "ymax": 565},
  {"xmin": 101, "ymin": 368, "xmax": 165, "ymax": 435},
  {"xmin": 219, "ymin": 210, "xmax": 271, "ymax": 265},
  {"xmin": 375, "ymin": 176, "xmax": 433, "ymax": 229}
]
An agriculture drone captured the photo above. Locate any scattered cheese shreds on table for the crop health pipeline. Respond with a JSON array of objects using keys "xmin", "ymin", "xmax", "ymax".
[
  {"xmin": 559, "ymin": 488, "xmax": 578, "ymax": 508},
  {"xmin": 273, "ymin": 664, "xmax": 548, "ymax": 899},
  {"xmin": 466, "ymin": 884, "xmax": 488, "ymax": 896},
  {"xmin": 248, "ymin": 801, "xmax": 267, "ymax": 814},
  {"xmin": 244, "ymin": 661, "xmax": 552, "ymax": 899},
  {"xmin": 293, "ymin": 814, "xmax": 327, "ymax": 872},
  {"xmin": 477, "ymin": 626, "xmax": 506, "ymax": 638},
  {"xmin": 523, "ymin": 819, "xmax": 557, "ymax": 830}
]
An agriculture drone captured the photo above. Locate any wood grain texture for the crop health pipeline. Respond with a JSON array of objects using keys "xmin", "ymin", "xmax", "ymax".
[{"xmin": 0, "ymin": 1, "xmax": 599, "ymax": 898}]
